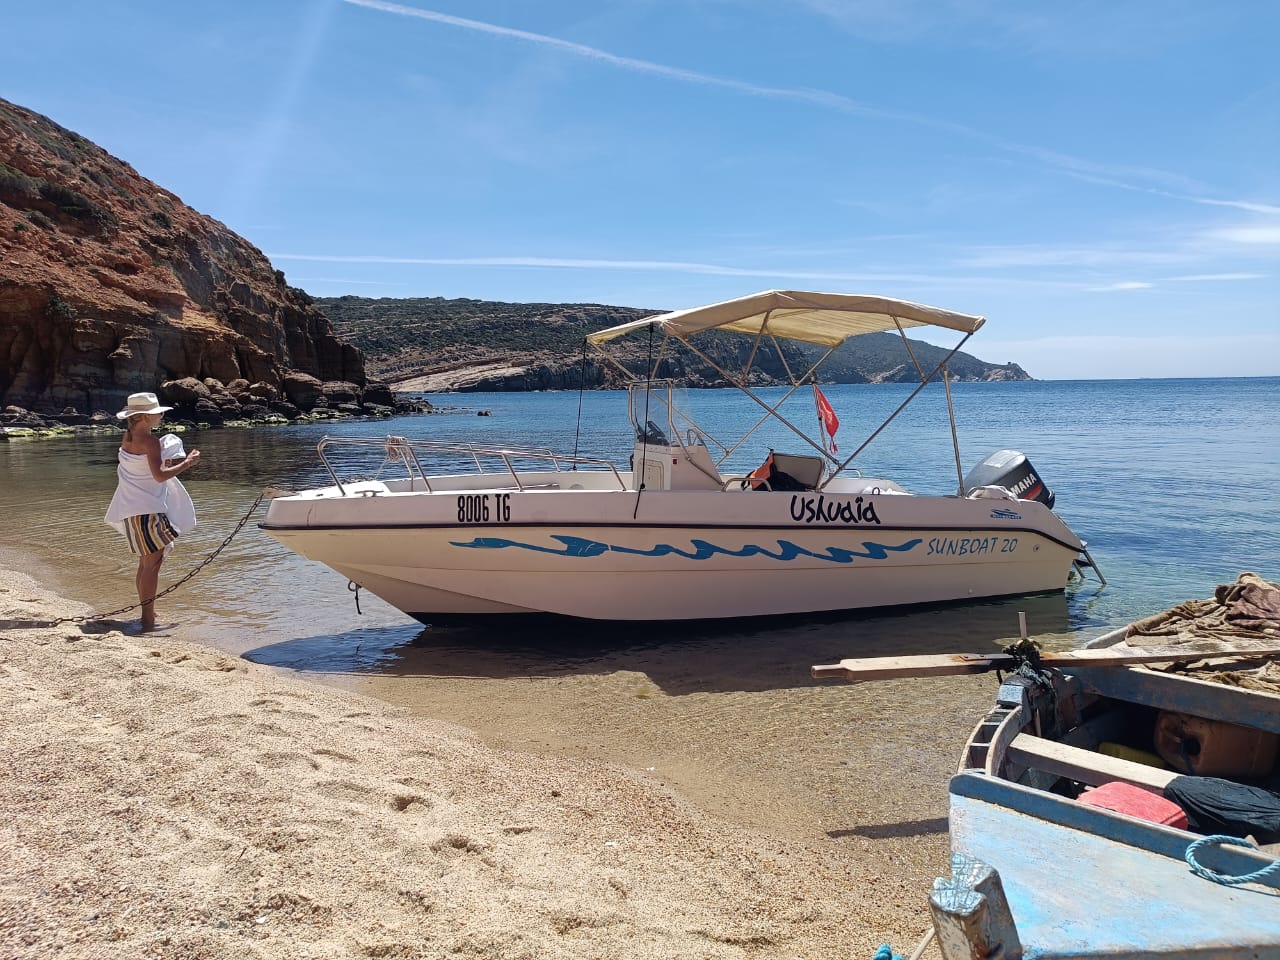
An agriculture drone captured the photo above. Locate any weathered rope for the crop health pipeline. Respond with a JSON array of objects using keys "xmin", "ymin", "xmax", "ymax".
[{"xmin": 1185, "ymin": 834, "xmax": 1280, "ymax": 886}]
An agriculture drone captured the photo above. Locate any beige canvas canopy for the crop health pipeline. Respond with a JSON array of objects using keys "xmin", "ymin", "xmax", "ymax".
[{"xmin": 586, "ymin": 289, "xmax": 986, "ymax": 350}]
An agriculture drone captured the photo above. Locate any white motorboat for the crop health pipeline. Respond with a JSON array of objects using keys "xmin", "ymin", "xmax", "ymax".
[{"xmin": 261, "ymin": 290, "xmax": 1101, "ymax": 623}]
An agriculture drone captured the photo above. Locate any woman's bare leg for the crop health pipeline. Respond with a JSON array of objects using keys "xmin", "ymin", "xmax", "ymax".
[{"xmin": 137, "ymin": 551, "xmax": 165, "ymax": 630}]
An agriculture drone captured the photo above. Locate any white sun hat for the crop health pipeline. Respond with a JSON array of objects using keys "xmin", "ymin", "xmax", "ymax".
[{"xmin": 116, "ymin": 392, "xmax": 173, "ymax": 419}]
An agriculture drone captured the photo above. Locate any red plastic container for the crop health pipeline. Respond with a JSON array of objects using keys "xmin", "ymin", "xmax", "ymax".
[{"xmin": 1077, "ymin": 781, "xmax": 1188, "ymax": 829}]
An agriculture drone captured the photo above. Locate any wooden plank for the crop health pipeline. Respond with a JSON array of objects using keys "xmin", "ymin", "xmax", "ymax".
[
  {"xmin": 1005, "ymin": 733, "xmax": 1177, "ymax": 791},
  {"xmin": 1069, "ymin": 664, "xmax": 1280, "ymax": 734},
  {"xmin": 810, "ymin": 644, "xmax": 1280, "ymax": 682}
]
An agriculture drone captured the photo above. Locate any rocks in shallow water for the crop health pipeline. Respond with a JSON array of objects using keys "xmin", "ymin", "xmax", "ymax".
[
  {"xmin": 281, "ymin": 372, "xmax": 324, "ymax": 409},
  {"xmin": 1, "ymin": 403, "xmax": 115, "ymax": 439},
  {"xmin": 247, "ymin": 381, "xmax": 279, "ymax": 402},
  {"xmin": 192, "ymin": 397, "xmax": 225, "ymax": 425},
  {"xmin": 162, "ymin": 377, "xmax": 211, "ymax": 406},
  {"xmin": 323, "ymin": 381, "xmax": 361, "ymax": 405},
  {"xmin": 2, "ymin": 406, "xmax": 56, "ymax": 429},
  {"xmin": 2, "ymin": 378, "xmax": 432, "ymax": 440},
  {"xmin": 363, "ymin": 382, "xmax": 395, "ymax": 406}
]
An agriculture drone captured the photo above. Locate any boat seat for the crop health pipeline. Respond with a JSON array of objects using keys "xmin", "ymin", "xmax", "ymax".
[{"xmin": 1006, "ymin": 733, "xmax": 1177, "ymax": 792}]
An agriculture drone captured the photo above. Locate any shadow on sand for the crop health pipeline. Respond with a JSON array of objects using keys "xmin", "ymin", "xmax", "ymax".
[
  {"xmin": 244, "ymin": 592, "xmax": 1073, "ymax": 696},
  {"xmin": 826, "ymin": 817, "xmax": 950, "ymax": 841}
]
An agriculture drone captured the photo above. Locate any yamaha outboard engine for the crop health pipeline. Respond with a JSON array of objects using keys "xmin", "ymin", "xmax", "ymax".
[{"xmin": 964, "ymin": 449, "xmax": 1055, "ymax": 508}]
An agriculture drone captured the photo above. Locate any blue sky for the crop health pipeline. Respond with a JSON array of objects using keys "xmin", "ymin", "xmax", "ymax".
[{"xmin": 4, "ymin": 1, "xmax": 1278, "ymax": 379}]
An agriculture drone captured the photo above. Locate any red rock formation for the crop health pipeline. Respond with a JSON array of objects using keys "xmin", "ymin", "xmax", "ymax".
[{"xmin": 0, "ymin": 98, "xmax": 366, "ymax": 414}]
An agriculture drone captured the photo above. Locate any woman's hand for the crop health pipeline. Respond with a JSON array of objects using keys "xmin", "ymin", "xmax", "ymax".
[{"xmin": 181, "ymin": 449, "xmax": 201, "ymax": 472}]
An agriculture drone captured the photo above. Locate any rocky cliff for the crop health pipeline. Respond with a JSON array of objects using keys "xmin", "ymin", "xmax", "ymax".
[{"xmin": 0, "ymin": 99, "xmax": 375, "ymax": 421}]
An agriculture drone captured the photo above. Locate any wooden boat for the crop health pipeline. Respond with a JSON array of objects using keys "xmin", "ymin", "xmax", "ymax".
[{"xmin": 814, "ymin": 574, "xmax": 1280, "ymax": 958}]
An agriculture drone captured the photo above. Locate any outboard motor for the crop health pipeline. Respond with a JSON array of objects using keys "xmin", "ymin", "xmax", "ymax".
[{"xmin": 964, "ymin": 449, "xmax": 1055, "ymax": 508}]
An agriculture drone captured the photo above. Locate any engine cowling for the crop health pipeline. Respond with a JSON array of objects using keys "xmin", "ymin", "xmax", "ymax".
[{"xmin": 964, "ymin": 449, "xmax": 1055, "ymax": 508}]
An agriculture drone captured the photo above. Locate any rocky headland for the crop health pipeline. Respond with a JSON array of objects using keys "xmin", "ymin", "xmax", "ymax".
[
  {"xmin": 316, "ymin": 295, "xmax": 1032, "ymax": 393},
  {"xmin": 0, "ymin": 98, "xmax": 418, "ymax": 437}
]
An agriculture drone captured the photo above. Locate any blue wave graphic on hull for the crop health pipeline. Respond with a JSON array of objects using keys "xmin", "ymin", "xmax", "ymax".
[{"xmin": 450, "ymin": 535, "xmax": 923, "ymax": 563}]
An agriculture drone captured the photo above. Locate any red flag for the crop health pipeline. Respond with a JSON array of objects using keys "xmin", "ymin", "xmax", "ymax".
[{"xmin": 813, "ymin": 385, "xmax": 839, "ymax": 453}]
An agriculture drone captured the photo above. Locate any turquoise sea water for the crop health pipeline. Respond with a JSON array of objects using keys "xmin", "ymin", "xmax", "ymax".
[
  {"xmin": 3, "ymin": 376, "xmax": 1278, "ymax": 654},
  {"xmin": 3, "ymin": 377, "xmax": 1277, "ymax": 838}
]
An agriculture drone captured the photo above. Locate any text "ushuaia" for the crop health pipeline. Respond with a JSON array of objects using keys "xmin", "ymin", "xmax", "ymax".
[{"xmin": 789, "ymin": 494, "xmax": 881, "ymax": 525}]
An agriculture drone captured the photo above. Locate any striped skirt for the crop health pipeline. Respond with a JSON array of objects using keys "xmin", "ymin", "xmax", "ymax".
[{"xmin": 123, "ymin": 512, "xmax": 178, "ymax": 556}]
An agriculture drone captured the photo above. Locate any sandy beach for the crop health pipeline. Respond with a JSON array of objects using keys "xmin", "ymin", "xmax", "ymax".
[{"xmin": 0, "ymin": 565, "xmax": 973, "ymax": 960}]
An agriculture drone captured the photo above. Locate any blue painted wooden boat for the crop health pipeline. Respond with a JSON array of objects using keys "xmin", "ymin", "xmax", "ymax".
[{"xmin": 932, "ymin": 633, "xmax": 1280, "ymax": 959}]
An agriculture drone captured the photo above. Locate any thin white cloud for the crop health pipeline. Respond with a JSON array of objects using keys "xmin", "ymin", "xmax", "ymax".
[
  {"xmin": 958, "ymin": 245, "xmax": 1189, "ymax": 269},
  {"xmin": 1087, "ymin": 281, "xmax": 1152, "ymax": 292},
  {"xmin": 1168, "ymin": 272, "xmax": 1268, "ymax": 282},
  {"xmin": 340, "ymin": 0, "xmax": 910, "ymax": 123},
  {"xmin": 1204, "ymin": 225, "xmax": 1280, "ymax": 245},
  {"xmin": 339, "ymin": 0, "xmax": 1276, "ymax": 214},
  {"xmin": 276, "ymin": 251, "xmax": 1257, "ymax": 295},
  {"xmin": 961, "ymin": 233, "xmax": 1280, "ymax": 270},
  {"xmin": 289, "ymin": 277, "xmax": 390, "ymax": 285},
  {"xmin": 791, "ymin": 0, "xmax": 1216, "ymax": 59},
  {"xmin": 1185, "ymin": 197, "xmax": 1280, "ymax": 215},
  {"xmin": 271, "ymin": 251, "xmax": 923, "ymax": 280},
  {"xmin": 975, "ymin": 333, "xmax": 1280, "ymax": 380}
]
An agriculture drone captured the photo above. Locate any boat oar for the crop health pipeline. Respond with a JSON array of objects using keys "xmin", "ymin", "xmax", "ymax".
[{"xmin": 811, "ymin": 644, "xmax": 1280, "ymax": 682}]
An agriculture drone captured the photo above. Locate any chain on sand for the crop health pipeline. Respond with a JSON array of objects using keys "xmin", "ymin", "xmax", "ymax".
[{"xmin": 49, "ymin": 490, "xmax": 269, "ymax": 627}]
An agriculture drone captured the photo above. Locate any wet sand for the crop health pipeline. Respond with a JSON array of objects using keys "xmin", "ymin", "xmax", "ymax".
[{"xmin": 0, "ymin": 565, "xmax": 999, "ymax": 959}]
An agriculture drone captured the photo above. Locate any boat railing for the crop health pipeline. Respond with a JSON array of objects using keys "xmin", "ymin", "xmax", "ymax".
[{"xmin": 316, "ymin": 436, "xmax": 627, "ymax": 495}]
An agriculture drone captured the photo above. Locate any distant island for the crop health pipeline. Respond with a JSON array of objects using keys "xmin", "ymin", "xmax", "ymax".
[{"xmin": 317, "ymin": 295, "xmax": 1032, "ymax": 393}]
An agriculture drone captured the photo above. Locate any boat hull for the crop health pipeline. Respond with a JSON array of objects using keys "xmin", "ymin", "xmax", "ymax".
[
  {"xmin": 262, "ymin": 484, "xmax": 1082, "ymax": 621},
  {"xmin": 944, "ymin": 772, "xmax": 1280, "ymax": 958}
]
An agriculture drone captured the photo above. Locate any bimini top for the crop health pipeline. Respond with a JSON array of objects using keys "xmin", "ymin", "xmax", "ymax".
[{"xmin": 586, "ymin": 289, "xmax": 986, "ymax": 350}]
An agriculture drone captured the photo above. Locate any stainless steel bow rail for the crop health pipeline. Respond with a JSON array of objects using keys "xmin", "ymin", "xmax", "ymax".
[
  {"xmin": 24, "ymin": 490, "xmax": 270, "ymax": 629},
  {"xmin": 316, "ymin": 435, "xmax": 628, "ymax": 494}
]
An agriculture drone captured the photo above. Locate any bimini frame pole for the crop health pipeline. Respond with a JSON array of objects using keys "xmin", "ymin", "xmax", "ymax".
[
  {"xmin": 671, "ymin": 333, "xmax": 839, "ymax": 464},
  {"xmin": 891, "ymin": 316, "xmax": 964, "ymax": 492},
  {"xmin": 941, "ymin": 363, "xmax": 965, "ymax": 495},
  {"xmin": 828, "ymin": 332, "xmax": 975, "ymax": 481}
]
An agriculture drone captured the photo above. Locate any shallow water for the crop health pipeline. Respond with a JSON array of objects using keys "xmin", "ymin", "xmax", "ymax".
[{"xmin": 3, "ymin": 377, "xmax": 1278, "ymax": 839}]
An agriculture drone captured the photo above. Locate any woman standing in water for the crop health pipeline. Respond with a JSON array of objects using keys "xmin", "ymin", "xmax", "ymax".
[{"xmin": 104, "ymin": 392, "xmax": 201, "ymax": 632}]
